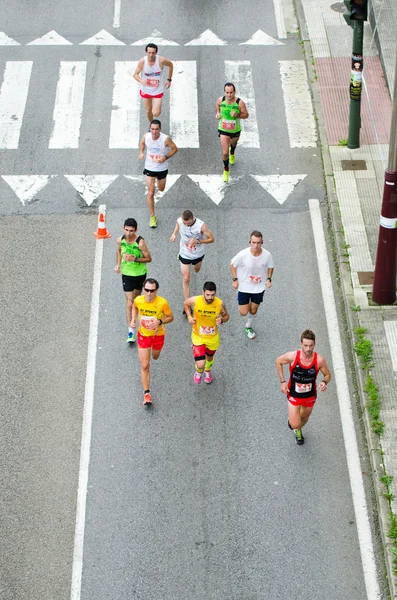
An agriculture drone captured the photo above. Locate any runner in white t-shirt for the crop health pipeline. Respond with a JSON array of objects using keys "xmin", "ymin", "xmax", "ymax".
[
  {"xmin": 230, "ymin": 230, "xmax": 274, "ymax": 339},
  {"xmin": 170, "ymin": 209, "xmax": 214, "ymax": 313},
  {"xmin": 139, "ymin": 119, "xmax": 178, "ymax": 228}
]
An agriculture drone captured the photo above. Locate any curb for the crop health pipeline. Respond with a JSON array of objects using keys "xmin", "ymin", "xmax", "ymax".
[{"xmin": 293, "ymin": 0, "xmax": 397, "ymax": 597}]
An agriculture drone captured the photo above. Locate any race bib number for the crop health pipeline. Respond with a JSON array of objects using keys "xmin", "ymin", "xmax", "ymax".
[
  {"xmin": 149, "ymin": 154, "xmax": 162, "ymax": 162},
  {"xmin": 184, "ymin": 241, "xmax": 197, "ymax": 251},
  {"xmin": 295, "ymin": 382, "xmax": 312, "ymax": 394},
  {"xmin": 199, "ymin": 325, "xmax": 216, "ymax": 336},
  {"xmin": 141, "ymin": 316, "xmax": 157, "ymax": 329},
  {"xmin": 249, "ymin": 275, "xmax": 262, "ymax": 285},
  {"xmin": 147, "ymin": 78, "xmax": 159, "ymax": 87},
  {"xmin": 222, "ymin": 119, "xmax": 236, "ymax": 131}
]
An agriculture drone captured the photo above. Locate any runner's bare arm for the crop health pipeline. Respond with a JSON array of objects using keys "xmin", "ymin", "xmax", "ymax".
[
  {"xmin": 115, "ymin": 236, "xmax": 122, "ymax": 273},
  {"xmin": 215, "ymin": 97, "xmax": 222, "ymax": 119},
  {"xmin": 267, "ymin": 267, "xmax": 274, "ymax": 288},
  {"xmin": 276, "ymin": 351, "xmax": 296, "ymax": 393},
  {"xmin": 184, "ymin": 298, "xmax": 196, "ymax": 323},
  {"xmin": 138, "ymin": 135, "xmax": 146, "ymax": 159},
  {"xmin": 318, "ymin": 356, "xmax": 331, "ymax": 391},
  {"xmin": 170, "ymin": 220, "xmax": 180, "ymax": 242},
  {"xmin": 133, "ymin": 58, "xmax": 145, "ymax": 84},
  {"xmin": 217, "ymin": 302, "xmax": 229, "ymax": 325},
  {"xmin": 165, "ymin": 137, "xmax": 178, "ymax": 158},
  {"xmin": 238, "ymin": 99, "xmax": 249, "ymax": 119},
  {"xmin": 230, "ymin": 261, "xmax": 239, "ymax": 289},
  {"xmin": 200, "ymin": 223, "xmax": 214, "ymax": 244},
  {"xmin": 160, "ymin": 57, "xmax": 173, "ymax": 87},
  {"xmin": 138, "ymin": 239, "xmax": 152, "ymax": 263},
  {"xmin": 161, "ymin": 305, "xmax": 174, "ymax": 325},
  {"xmin": 130, "ymin": 302, "xmax": 138, "ymax": 328}
]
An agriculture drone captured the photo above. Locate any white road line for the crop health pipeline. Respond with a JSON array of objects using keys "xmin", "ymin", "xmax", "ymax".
[
  {"xmin": 279, "ymin": 60, "xmax": 317, "ymax": 148},
  {"xmin": 0, "ymin": 61, "xmax": 32, "ymax": 149},
  {"xmin": 224, "ymin": 60, "xmax": 260, "ymax": 148},
  {"xmin": 113, "ymin": 0, "xmax": 121, "ymax": 28},
  {"xmin": 70, "ymin": 206, "xmax": 104, "ymax": 600},
  {"xmin": 49, "ymin": 61, "xmax": 87, "ymax": 149},
  {"xmin": 273, "ymin": 0, "xmax": 287, "ymax": 38},
  {"xmin": 309, "ymin": 199, "xmax": 381, "ymax": 600},
  {"xmin": 109, "ymin": 61, "xmax": 140, "ymax": 149},
  {"xmin": 170, "ymin": 61, "xmax": 199, "ymax": 148}
]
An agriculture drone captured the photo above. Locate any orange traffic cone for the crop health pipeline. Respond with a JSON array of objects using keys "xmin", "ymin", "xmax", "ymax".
[{"xmin": 94, "ymin": 209, "xmax": 111, "ymax": 239}]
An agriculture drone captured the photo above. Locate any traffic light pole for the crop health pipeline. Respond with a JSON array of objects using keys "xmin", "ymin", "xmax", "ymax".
[
  {"xmin": 372, "ymin": 53, "xmax": 397, "ymax": 305},
  {"xmin": 348, "ymin": 20, "xmax": 364, "ymax": 149}
]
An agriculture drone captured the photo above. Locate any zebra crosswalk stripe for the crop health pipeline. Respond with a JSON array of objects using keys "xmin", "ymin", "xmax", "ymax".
[
  {"xmin": 49, "ymin": 61, "xmax": 87, "ymax": 149},
  {"xmin": 0, "ymin": 61, "xmax": 33, "ymax": 149},
  {"xmin": 109, "ymin": 61, "xmax": 140, "ymax": 149},
  {"xmin": 170, "ymin": 61, "xmax": 199, "ymax": 148}
]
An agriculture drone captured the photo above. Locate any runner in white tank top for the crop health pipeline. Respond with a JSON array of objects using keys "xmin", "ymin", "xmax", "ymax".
[
  {"xmin": 133, "ymin": 43, "xmax": 173, "ymax": 122},
  {"xmin": 169, "ymin": 210, "xmax": 215, "ymax": 311},
  {"xmin": 139, "ymin": 120, "xmax": 178, "ymax": 229}
]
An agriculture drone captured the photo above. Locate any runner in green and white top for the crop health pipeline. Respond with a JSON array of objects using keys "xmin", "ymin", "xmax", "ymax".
[
  {"xmin": 115, "ymin": 218, "xmax": 152, "ymax": 343},
  {"xmin": 216, "ymin": 82, "xmax": 249, "ymax": 183}
]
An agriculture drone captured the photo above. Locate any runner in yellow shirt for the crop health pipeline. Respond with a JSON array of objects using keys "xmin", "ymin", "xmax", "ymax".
[
  {"xmin": 184, "ymin": 281, "xmax": 229, "ymax": 384},
  {"xmin": 131, "ymin": 278, "xmax": 173, "ymax": 405}
]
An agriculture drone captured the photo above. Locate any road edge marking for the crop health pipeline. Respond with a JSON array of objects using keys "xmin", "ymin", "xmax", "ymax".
[
  {"xmin": 309, "ymin": 198, "xmax": 381, "ymax": 600},
  {"xmin": 70, "ymin": 206, "xmax": 104, "ymax": 600}
]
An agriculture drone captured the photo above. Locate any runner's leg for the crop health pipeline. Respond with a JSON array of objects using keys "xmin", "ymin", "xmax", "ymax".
[
  {"xmin": 300, "ymin": 405, "xmax": 314, "ymax": 427},
  {"xmin": 146, "ymin": 175, "xmax": 156, "ymax": 217},
  {"xmin": 142, "ymin": 97, "xmax": 153, "ymax": 122},
  {"xmin": 138, "ymin": 346, "xmax": 151, "ymax": 391},
  {"xmin": 180, "ymin": 261, "xmax": 191, "ymax": 300},
  {"xmin": 152, "ymin": 97, "xmax": 163, "ymax": 118}
]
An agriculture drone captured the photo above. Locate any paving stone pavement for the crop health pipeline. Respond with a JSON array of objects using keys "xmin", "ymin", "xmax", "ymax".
[{"xmin": 297, "ymin": 0, "xmax": 397, "ymax": 596}]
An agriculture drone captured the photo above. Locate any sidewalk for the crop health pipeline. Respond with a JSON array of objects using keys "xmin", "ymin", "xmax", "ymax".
[{"xmin": 297, "ymin": 0, "xmax": 397, "ymax": 596}]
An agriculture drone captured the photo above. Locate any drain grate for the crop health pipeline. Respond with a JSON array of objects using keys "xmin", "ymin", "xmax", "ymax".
[
  {"xmin": 331, "ymin": 2, "xmax": 347, "ymax": 13},
  {"xmin": 341, "ymin": 160, "xmax": 367, "ymax": 170}
]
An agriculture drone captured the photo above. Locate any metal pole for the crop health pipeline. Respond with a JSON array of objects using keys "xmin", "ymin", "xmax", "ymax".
[
  {"xmin": 348, "ymin": 20, "xmax": 364, "ymax": 149},
  {"xmin": 372, "ymin": 54, "xmax": 397, "ymax": 305}
]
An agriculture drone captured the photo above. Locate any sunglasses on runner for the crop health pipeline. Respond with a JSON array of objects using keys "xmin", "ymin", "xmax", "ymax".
[{"xmin": 144, "ymin": 288, "xmax": 156, "ymax": 293}]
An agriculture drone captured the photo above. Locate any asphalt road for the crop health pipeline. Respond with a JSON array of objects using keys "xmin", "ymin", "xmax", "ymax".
[{"xmin": 0, "ymin": 1, "xmax": 385, "ymax": 599}]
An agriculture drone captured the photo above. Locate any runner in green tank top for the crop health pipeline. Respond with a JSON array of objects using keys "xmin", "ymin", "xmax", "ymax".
[
  {"xmin": 216, "ymin": 82, "xmax": 249, "ymax": 183},
  {"xmin": 115, "ymin": 218, "xmax": 152, "ymax": 343}
]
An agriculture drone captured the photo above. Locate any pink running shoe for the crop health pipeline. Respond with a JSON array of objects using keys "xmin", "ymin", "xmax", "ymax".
[
  {"xmin": 194, "ymin": 370, "xmax": 203, "ymax": 384},
  {"xmin": 204, "ymin": 370, "xmax": 213, "ymax": 384}
]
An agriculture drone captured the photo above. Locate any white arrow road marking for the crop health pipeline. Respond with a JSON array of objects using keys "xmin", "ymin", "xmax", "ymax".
[
  {"xmin": 240, "ymin": 30, "xmax": 285, "ymax": 45},
  {"xmin": 80, "ymin": 29, "xmax": 125, "ymax": 45},
  {"xmin": 0, "ymin": 61, "xmax": 33, "ymax": 149},
  {"xmin": 251, "ymin": 174, "xmax": 307, "ymax": 204},
  {"xmin": 188, "ymin": 174, "xmax": 244, "ymax": 205},
  {"xmin": 2, "ymin": 175, "xmax": 55, "ymax": 205},
  {"xmin": 27, "ymin": 30, "xmax": 73, "ymax": 45},
  {"xmin": 49, "ymin": 62, "xmax": 86, "ymax": 149},
  {"xmin": 185, "ymin": 29, "xmax": 227, "ymax": 46},
  {"xmin": 65, "ymin": 175, "xmax": 118, "ymax": 206},
  {"xmin": 0, "ymin": 32, "xmax": 20, "ymax": 45},
  {"xmin": 170, "ymin": 62, "xmax": 199, "ymax": 148},
  {"xmin": 124, "ymin": 174, "xmax": 182, "ymax": 204},
  {"xmin": 109, "ymin": 62, "xmax": 140, "ymax": 149},
  {"xmin": 153, "ymin": 174, "xmax": 181, "ymax": 203},
  {"xmin": 131, "ymin": 29, "xmax": 179, "ymax": 46},
  {"xmin": 279, "ymin": 60, "xmax": 317, "ymax": 148},
  {"xmin": 225, "ymin": 61, "xmax": 260, "ymax": 148}
]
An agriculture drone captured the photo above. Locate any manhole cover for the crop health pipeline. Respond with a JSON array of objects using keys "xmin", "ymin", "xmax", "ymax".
[
  {"xmin": 358, "ymin": 271, "xmax": 375, "ymax": 285},
  {"xmin": 341, "ymin": 159, "xmax": 367, "ymax": 170},
  {"xmin": 331, "ymin": 2, "xmax": 347, "ymax": 13}
]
